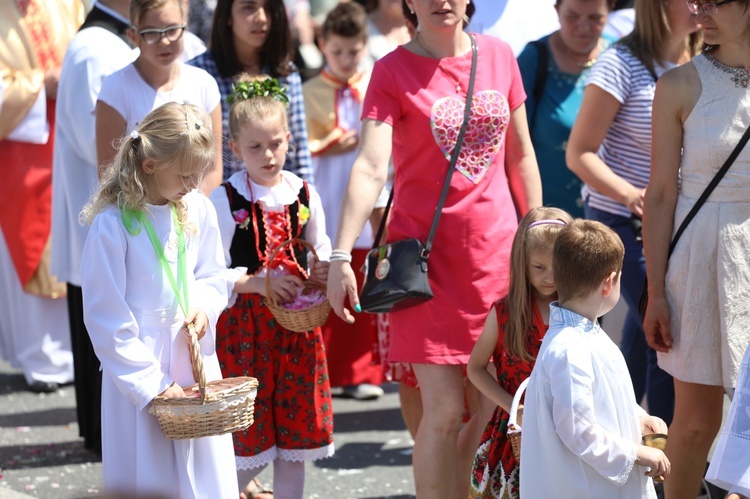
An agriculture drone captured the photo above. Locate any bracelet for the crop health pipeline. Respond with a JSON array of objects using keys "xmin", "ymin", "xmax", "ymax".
[{"xmin": 329, "ymin": 250, "xmax": 352, "ymax": 263}]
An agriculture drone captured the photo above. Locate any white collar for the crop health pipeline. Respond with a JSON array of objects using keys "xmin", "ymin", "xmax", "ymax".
[{"xmin": 227, "ymin": 170, "xmax": 304, "ymax": 210}]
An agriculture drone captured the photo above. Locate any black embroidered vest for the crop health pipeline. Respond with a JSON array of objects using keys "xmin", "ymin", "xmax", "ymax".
[{"xmin": 224, "ymin": 181, "xmax": 310, "ymax": 276}]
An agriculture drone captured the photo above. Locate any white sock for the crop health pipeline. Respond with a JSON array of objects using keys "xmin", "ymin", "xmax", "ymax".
[
  {"xmin": 273, "ymin": 459, "xmax": 305, "ymax": 499},
  {"xmin": 237, "ymin": 464, "xmax": 268, "ymax": 495}
]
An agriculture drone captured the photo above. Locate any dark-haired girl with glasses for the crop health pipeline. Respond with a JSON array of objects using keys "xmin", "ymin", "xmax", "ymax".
[
  {"xmin": 643, "ymin": 0, "xmax": 750, "ymax": 497},
  {"xmin": 95, "ymin": 0, "xmax": 224, "ymax": 193}
]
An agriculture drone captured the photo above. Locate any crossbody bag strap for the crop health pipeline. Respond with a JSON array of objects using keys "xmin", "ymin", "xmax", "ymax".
[
  {"xmin": 667, "ymin": 123, "xmax": 750, "ymax": 258},
  {"xmin": 372, "ymin": 34, "xmax": 478, "ymax": 254}
]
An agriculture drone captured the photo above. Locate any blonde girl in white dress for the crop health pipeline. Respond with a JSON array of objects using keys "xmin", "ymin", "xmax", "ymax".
[{"xmin": 80, "ymin": 102, "xmax": 238, "ymax": 498}]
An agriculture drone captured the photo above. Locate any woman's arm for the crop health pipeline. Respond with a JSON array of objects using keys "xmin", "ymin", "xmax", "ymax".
[
  {"xmin": 505, "ymin": 104, "xmax": 542, "ymax": 215},
  {"xmin": 642, "ymin": 65, "xmax": 699, "ymax": 352},
  {"xmin": 327, "ymin": 118, "xmax": 392, "ymax": 323},
  {"xmin": 566, "ymin": 85, "xmax": 645, "ymax": 216},
  {"xmin": 95, "ymin": 101, "xmax": 127, "ymax": 179},
  {"xmin": 467, "ymin": 309, "xmax": 514, "ymax": 412}
]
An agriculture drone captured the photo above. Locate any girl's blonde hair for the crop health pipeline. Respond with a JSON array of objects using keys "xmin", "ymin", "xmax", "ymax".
[
  {"xmin": 81, "ymin": 102, "xmax": 214, "ymax": 230},
  {"xmin": 504, "ymin": 207, "xmax": 574, "ymax": 362},
  {"xmin": 130, "ymin": 0, "xmax": 184, "ymax": 29},
  {"xmin": 620, "ymin": 0, "xmax": 702, "ymax": 75},
  {"xmin": 227, "ymin": 74, "xmax": 289, "ymax": 141}
]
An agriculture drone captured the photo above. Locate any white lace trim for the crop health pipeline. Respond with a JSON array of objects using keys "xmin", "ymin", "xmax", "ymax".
[
  {"xmin": 278, "ymin": 442, "xmax": 335, "ymax": 462},
  {"xmin": 235, "ymin": 442, "xmax": 335, "ymax": 470},
  {"xmin": 236, "ymin": 446, "xmax": 277, "ymax": 470},
  {"xmin": 227, "ymin": 170, "xmax": 303, "ymax": 211}
]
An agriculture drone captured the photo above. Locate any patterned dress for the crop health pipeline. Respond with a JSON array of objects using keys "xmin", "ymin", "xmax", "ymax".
[
  {"xmin": 469, "ymin": 299, "xmax": 547, "ymax": 498},
  {"xmin": 212, "ymin": 172, "xmax": 334, "ymax": 470}
]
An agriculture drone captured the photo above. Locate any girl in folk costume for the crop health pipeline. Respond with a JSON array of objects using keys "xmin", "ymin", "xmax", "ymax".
[
  {"xmin": 303, "ymin": 1, "xmax": 385, "ymax": 400},
  {"xmin": 79, "ymin": 102, "xmax": 238, "ymax": 498},
  {"xmin": 467, "ymin": 207, "xmax": 572, "ymax": 498},
  {"xmin": 209, "ymin": 75, "xmax": 334, "ymax": 499}
]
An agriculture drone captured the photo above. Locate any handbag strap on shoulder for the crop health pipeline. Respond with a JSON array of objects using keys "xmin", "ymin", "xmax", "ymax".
[
  {"xmin": 372, "ymin": 34, "xmax": 479, "ymax": 255},
  {"xmin": 667, "ymin": 122, "xmax": 750, "ymax": 259}
]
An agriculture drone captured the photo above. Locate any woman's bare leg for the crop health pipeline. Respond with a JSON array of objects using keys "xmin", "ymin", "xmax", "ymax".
[
  {"xmin": 664, "ymin": 379, "xmax": 724, "ymax": 499},
  {"xmin": 398, "ymin": 382, "xmax": 423, "ymax": 440},
  {"xmin": 411, "ymin": 363, "xmax": 465, "ymax": 499}
]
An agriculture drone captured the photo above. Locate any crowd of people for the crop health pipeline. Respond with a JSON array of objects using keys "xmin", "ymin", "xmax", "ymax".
[{"xmin": 2, "ymin": 0, "xmax": 750, "ymax": 498}]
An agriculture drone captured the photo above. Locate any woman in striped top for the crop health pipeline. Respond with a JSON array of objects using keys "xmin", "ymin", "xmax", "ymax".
[{"xmin": 565, "ymin": 0, "xmax": 701, "ymax": 426}]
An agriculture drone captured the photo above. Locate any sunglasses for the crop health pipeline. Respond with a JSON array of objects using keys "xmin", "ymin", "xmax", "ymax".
[{"xmin": 686, "ymin": 0, "xmax": 738, "ymax": 15}]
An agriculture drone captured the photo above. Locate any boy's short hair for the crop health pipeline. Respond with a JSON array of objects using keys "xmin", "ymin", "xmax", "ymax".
[
  {"xmin": 321, "ymin": 2, "xmax": 368, "ymax": 42},
  {"xmin": 553, "ymin": 219, "xmax": 625, "ymax": 301}
]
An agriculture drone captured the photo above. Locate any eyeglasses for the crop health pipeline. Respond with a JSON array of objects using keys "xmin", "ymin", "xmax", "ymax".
[
  {"xmin": 686, "ymin": 0, "xmax": 738, "ymax": 15},
  {"xmin": 138, "ymin": 24, "xmax": 186, "ymax": 44}
]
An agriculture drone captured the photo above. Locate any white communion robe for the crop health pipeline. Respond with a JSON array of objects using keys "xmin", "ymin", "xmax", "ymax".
[
  {"xmin": 51, "ymin": 24, "xmax": 135, "ymax": 286},
  {"xmin": 520, "ymin": 303, "xmax": 656, "ymax": 499},
  {"xmin": 81, "ymin": 192, "xmax": 238, "ymax": 498}
]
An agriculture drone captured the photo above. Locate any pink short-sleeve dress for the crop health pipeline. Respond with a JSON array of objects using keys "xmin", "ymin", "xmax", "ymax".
[{"xmin": 362, "ymin": 34, "xmax": 526, "ymax": 364}]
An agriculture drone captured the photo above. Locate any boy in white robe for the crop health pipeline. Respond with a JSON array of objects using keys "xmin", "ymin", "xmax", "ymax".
[{"xmin": 520, "ymin": 219, "xmax": 669, "ymax": 498}]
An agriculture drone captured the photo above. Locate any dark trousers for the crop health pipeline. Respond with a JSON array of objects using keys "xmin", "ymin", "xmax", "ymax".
[
  {"xmin": 584, "ymin": 204, "xmax": 675, "ymax": 425},
  {"xmin": 67, "ymin": 283, "xmax": 102, "ymax": 455}
]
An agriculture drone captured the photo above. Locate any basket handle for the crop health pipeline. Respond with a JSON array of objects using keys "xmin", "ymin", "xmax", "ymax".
[
  {"xmin": 263, "ymin": 238, "xmax": 320, "ymax": 308},
  {"xmin": 187, "ymin": 323, "xmax": 207, "ymax": 403},
  {"xmin": 508, "ymin": 377, "xmax": 530, "ymax": 432}
]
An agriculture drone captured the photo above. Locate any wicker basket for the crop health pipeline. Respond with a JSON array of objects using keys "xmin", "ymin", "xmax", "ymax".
[
  {"xmin": 149, "ymin": 324, "xmax": 258, "ymax": 440},
  {"xmin": 264, "ymin": 238, "xmax": 331, "ymax": 333},
  {"xmin": 507, "ymin": 377, "xmax": 530, "ymax": 464}
]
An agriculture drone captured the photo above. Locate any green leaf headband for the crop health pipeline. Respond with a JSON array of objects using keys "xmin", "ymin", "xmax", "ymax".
[{"xmin": 226, "ymin": 78, "xmax": 289, "ymax": 107}]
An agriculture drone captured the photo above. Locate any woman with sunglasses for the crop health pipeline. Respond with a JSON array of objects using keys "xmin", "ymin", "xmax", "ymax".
[
  {"xmin": 643, "ymin": 0, "xmax": 750, "ymax": 496},
  {"xmin": 95, "ymin": 0, "xmax": 224, "ymax": 193}
]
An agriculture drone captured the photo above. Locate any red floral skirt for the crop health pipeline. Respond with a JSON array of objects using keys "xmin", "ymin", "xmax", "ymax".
[{"xmin": 216, "ymin": 293, "xmax": 334, "ymax": 458}]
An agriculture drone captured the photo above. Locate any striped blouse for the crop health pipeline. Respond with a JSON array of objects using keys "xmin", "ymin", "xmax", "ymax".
[{"xmin": 582, "ymin": 44, "xmax": 666, "ymax": 218}]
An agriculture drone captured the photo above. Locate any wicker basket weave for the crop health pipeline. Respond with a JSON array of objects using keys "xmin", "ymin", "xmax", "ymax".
[
  {"xmin": 149, "ymin": 324, "xmax": 258, "ymax": 440},
  {"xmin": 507, "ymin": 377, "xmax": 530, "ymax": 463},
  {"xmin": 264, "ymin": 238, "xmax": 331, "ymax": 333}
]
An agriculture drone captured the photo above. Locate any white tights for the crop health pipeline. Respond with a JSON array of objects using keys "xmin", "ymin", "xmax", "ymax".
[{"xmin": 237, "ymin": 459, "xmax": 305, "ymax": 499}]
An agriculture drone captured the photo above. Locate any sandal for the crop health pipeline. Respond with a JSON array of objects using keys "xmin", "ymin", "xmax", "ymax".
[{"xmin": 240, "ymin": 478, "xmax": 274, "ymax": 499}]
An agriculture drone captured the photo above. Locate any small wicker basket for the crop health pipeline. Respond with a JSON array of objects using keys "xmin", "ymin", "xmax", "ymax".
[
  {"xmin": 149, "ymin": 324, "xmax": 258, "ymax": 440},
  {"xmin": 507, "ymin": 377, "xmax": 530, "ymax": 464},
  {"xmin": 264, "ymin": 238, "xmax": 331, "ymax": 333}
]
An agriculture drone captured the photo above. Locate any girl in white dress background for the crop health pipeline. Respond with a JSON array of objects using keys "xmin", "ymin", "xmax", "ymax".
[
  {"xmin": 95, "ymin": 0, "xmax": 224, "ymax": 192},
  {"xmin": 80, "ymin": 102, "xmax": 238, "ymax": 498}
]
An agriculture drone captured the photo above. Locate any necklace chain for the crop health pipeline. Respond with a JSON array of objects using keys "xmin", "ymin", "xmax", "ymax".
[
  {"xmin": 416, "ymin": 33, "xmax": 465, "ymax": 94},
  {"xmin": 705, "ymin": 52, "xmax": 750, "ymax": 88},
  {"xmin": 554, "ymin": 33, "xmax": 599, "ymax": 69}
]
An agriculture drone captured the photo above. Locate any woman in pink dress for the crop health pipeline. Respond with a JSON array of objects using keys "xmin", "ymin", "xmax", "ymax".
[{"xmin": 326, "ymin": 1, "xmax": 541, "ymax": 496}]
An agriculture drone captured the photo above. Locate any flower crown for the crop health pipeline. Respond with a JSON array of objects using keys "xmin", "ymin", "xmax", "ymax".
[{"xmin": 226, "ymin": 78, "xmax": 289, "ymax": 107}]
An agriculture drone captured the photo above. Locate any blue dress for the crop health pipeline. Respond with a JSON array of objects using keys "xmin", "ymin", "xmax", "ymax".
[{"xmin": 517, "ymin": 35, "xmax": 614, "ymax": 217}]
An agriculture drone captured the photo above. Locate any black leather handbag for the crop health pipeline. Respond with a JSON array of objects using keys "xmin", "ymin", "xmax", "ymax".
[{"xmin": 359, "ymin": 35, "xmax": 478, "ymax": 314}]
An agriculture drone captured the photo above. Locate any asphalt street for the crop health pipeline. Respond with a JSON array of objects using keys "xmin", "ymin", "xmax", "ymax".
[{"xmin": 0, "ymin": 358, "xmax": 416, "ymax": 499}]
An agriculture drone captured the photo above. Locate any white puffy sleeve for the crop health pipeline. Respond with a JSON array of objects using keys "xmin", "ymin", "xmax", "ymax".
[
  {"xmin": 190, "ymin": 195, "xmax": 231, "ymax": 354},
  {"xmin": 305, "ymin": 183, "xmax": 331, "ymax": 260},
  {"xmin": 548, "ymin": 340, "xmax": 639, "ymax": 485},
  {"xmin": 81, "ymin": 210, "xmax": 173, "ymax": 410}
]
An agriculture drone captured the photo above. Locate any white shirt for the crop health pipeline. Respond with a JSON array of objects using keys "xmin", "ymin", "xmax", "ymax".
[
  {"xmin": 98, "ymin": 63, "xmax": 220, "ymax": 133},
  {"xmin": 51, "ymin": 25, "xmax": 136, "ymax": 285},
  {"xmin": 520, "ymin": 303, "xmax": 656, "ymax": 499},
  {"xmin": 80, "ymin": 192, "xmax": 238, "ymax": 497},
  {"xmin": 467, "ymin": 0, "xmax": 560, "ymax": 56}
]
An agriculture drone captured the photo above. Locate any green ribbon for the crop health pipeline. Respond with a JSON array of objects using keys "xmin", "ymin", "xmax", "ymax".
[{"xmin": 123, "ymin": 205, "xmax": 189, "ymax": 317}]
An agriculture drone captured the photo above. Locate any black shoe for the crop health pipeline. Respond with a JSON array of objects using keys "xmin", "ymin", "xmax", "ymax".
[{"xmin": 28, "ymin": 381, "xmax": 59, "ymax": 393}]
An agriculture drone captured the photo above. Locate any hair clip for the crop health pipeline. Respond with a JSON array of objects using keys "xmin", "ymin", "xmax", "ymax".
[
  {"xmin": 226, "ymin": 78, "xmax": 289, "ymax": 107},
  {"xmin": 130, "ymin": 129, "xmax": 141, "ymax": 147},
  {"xmin": 528, "ymin": 219, "xmax": 567, "ymax": 229},
  {"xmin": 194, "ymin": 119, "xmax": 203, "ymax": 130}
]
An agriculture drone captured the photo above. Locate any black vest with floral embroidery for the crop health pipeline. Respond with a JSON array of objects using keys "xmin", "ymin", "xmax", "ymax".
[{"xmin": 223, "ymin": 181, "xmax": 310, "ymax": 276}]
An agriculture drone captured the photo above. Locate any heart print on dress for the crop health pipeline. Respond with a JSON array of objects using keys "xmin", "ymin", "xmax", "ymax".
[{"xmin": 430, "ymin": 90, "xmax": 509, "ymax": 184}]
